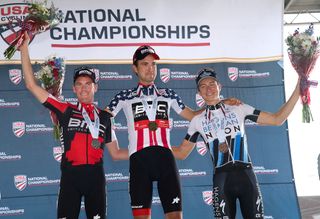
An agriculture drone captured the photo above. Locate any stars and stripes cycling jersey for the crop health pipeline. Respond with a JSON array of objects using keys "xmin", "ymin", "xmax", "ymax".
[
  {"xmin": 107, "ymin": 83, "xmax": 185, "ymax": 156},
  {"xmin": 185, "ymin": 102, "xmax": 260, "ymax": 169}
]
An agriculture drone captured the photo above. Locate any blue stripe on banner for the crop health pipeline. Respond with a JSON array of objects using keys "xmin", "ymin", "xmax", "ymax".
[{"xmin": 233, "ymin": 133, "xmax": 241, "ymax": 160}]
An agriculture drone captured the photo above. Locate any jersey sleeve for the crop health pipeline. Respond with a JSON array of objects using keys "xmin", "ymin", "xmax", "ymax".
[
  {"xmin": 105, "ymin": 115, "xmax": 117, "ymax": 144},
  {"xmin": 184, "ymin": 117, "xmax": 200, "ymax": 143},
  {"xmin": 106, "ymin": 90, "xmax": 126, "ymax": 116},
  {"xmin": 241, "ymin": 103, "xmax": 261, "ymax": 122},
  {"xmin": 42, "ymin": 95, "xmax": 69, "ymax": 118},
  {"xmin": 166, "ymin": 88, "xmax": 186, "ymax": 114}
]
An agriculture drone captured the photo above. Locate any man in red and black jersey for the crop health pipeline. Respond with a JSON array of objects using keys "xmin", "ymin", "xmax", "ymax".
[{"xmin": 19, "ymin": 32, "xmax": 128, "ymax": 219}]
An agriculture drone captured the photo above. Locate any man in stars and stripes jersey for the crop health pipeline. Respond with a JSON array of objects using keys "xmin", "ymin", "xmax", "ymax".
[
  {"xmin": 172, "ymin": 68, "xmax": 300, "ymax": 219},
  {"xmin": 106, "ymin": 45, "xmax": 197, "ymax": 219},
  {"xmin": 19, "ymin": 32, "xmax": 128, "ymax": 219}
]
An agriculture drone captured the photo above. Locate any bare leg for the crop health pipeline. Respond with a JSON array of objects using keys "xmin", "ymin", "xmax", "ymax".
[
  {"xmin": 134, "ymin": 215, "xmax": 151, "ymax": 219},
  {"xmin": 165, "ymin": 211, "xmax": 182, "ymax": 219}
]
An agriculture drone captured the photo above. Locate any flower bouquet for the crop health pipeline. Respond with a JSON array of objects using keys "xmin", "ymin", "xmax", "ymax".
[
  {"xmin": 35, "ymin": 56, "xmax": 65, "ymax": 140},
  {"xmin": 3, "ymin": 0, "xmax": 63, "ymax": 59},
  {"xmin": 285, "ymin": 24, "xmax": 320, "ymax": 123}
]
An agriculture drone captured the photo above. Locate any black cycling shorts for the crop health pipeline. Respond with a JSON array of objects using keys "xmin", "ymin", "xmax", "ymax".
[
  {"xmin": 212, "ymin": 163, "xmax": 264, "ymax": 219},
  {"xmin": 129, "ymin": 146, "xmax": 182, "ymax": 216},
  {"xmin": 57, "ymin": 165, "xmax": 106, "ymax": 219}
]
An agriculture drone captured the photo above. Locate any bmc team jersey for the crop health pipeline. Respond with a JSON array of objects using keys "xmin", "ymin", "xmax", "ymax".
[
  {"xmin": 186, "ymin": 102, "xmax": 261, "ymax": 169},
  {"xmin": 43, "ymin": 95, "xmax": 115, "ymax": 168},
  {"xmin": 107, "ymin": 83, "xmax": 185, "ymax": 156}
]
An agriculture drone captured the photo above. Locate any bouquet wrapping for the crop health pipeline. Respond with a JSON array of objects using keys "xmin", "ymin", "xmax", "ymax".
[
  {"xmin": 285, "ymin": 24, "xmax": 320, "ymax": 123},
  {"xmin": 35, "ymin": 56, "xmax": 65, "ymax": 140},
  {"xmin": 4, "ymin": 0, "xmax": 63, "ymax": 59}
]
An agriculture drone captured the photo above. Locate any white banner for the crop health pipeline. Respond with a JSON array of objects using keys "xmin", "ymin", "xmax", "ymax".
[{"xmin": 0, "ymin": 0, "xmax": 283, "ymax": 62}]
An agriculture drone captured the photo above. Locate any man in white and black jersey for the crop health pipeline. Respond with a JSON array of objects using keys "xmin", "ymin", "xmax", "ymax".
[
  {"xmin": 106, "ymin": 45, "xmax": 195, "ymax": 219},
  {"xmin": 172, "ymin": 68, "xmax": 300, "ymax": 219}
]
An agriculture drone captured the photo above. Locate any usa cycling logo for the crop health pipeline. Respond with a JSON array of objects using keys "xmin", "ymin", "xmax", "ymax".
[
  {"xmin": 228, "ymin": 67, "xmax": 239, "ymax": 82},
  {"xmin": 196, "ymin": 141, "xmax": 207, "ymax": 156},
  {"xmin": 196, "ymin": 93, "xmax": 205, "ymax": 107},
  {"xmin": 202, "ymin": 191, "xmax": 213, "ymax": 205},
  {"xmin": 9, "ymin": 69, "xmax": 22, "ymax": 85},
  {"xmin": 0, "ymin": 3, "xmax": 35, "ymax": 47},
  {"xmin": 14, "ymin": 175, "xmax": 27, "ymax": 191},
  {"xmin": 159, "ymin": 68, "xmax": 170, "ymax": 83},
  {"xmin": 53, "ymin": 146, "xmax": 63, "ymax": 162},
  {"xmin": 12, "ymin": 121, "xmax": 25, "ymax": 137}
]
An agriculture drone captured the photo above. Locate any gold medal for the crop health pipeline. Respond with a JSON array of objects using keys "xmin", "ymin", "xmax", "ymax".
[
  {"xmin": 148, "ymin": 121, "xmax": 158, "ymax": 131},
  {"xmin": 92, "ymin": 139, "xmax": 100, "ymax": 149}
]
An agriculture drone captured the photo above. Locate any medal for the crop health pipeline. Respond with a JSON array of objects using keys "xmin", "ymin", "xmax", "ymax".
[
  {"xmin": 79, "ymin": 103, "xmax": 101, "ymax": 149},
  {"xmin": 218, "ymin": 142, "xmax": 228, "ymax": 153},
  {"xmin": 92, "ymin": 139, "xmax": 100, "ymax": 149},
  {"xmin": 148, "ymin": 121, "xmax": 158, "ymax": 131},
  {"xmin": 139, "ymin": 85, "xmax": 159, "ymax": 131}
]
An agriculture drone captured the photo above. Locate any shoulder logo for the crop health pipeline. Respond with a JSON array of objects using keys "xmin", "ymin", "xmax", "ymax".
[
  {"xmin": 9, "ymin": 69, "xmax": 22, "ymax": 85},
  {"xmin": 12, "ymin": 121, "xmax": 25, "ymax": 137},
  {"xmin": 227, "ymin": 67, "xmax": 239, "ymax": 82},
  {"xmin": 14, "ymin": 175, "xmax": 27, "ymax": 191},
  {"xmin": 159, "ymin": 68, "xmax": 170, "ymax": 83}
]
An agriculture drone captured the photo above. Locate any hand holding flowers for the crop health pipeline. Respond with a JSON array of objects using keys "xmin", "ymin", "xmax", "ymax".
[{"xmin": 285, "ymin": 24, "xmax": 320, "ymax": 123}]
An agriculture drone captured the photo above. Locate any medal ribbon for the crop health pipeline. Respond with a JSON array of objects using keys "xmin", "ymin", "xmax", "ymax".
[
  {"xmin": 79, "ymin": 103, "xmax": 100, "ymax": 139},
  {"xmin": 141, "ymin": 95, "xmax": 158, "ymax": 121},
  {"xmin": 206, "ymin": 107, "xmax": 226, "ymax": 143},
  {"xmin": 206, "ymin": 105, "xmax": 235, "ymax": 163},
  {"xmin": 139, "ymin": 84, "xmax": 159, "ymax": 122}
]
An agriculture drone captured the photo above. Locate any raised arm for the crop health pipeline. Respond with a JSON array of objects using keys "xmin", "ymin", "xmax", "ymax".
[
  {"xmin": 171, "ymin": 139, "xmax": 196, "ymax": 160},
  {"xmin": 257, "ymin": 79, "xmax": 300, "ymax": 126},
  {"xmin": 105, "ymin": 140, "xmax": 129, "ymax": 160},
  {"xmin": 19, "ymin": 31, "xmax": 48, "ymax": 103}
]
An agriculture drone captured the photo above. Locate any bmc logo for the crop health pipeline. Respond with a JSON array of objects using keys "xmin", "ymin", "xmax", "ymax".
[
  {"xmin": 68, "ymin": 118, "xmax": 105, "ymax": 131},
  {"xmin": 134, "ymin": 103, "xmax": 167, "ymax": 115}
]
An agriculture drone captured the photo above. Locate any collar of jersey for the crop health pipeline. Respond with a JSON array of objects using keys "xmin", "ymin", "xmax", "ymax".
[
  {"xmin": 137, "ymin": 83, "xmax": 159, "ymax": 96},
  {"xmin": 78, "ymin": 102, "xmax": 95, "ymax": 113},
  {"xmin": 206, "ymin": 101, "xmax": 224, "ymax": 110}
]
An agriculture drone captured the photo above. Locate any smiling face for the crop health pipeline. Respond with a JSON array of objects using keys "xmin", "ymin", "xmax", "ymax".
[
  {"xmin": 198, "ymin": 77, "xmax": 221, "ymax": 105},
  {"xmin": 132, "ymin": 54, "xmax": 157, "ymax": 85},
  {"xmin": 72, "ymin": 75, "xmax": 97, "ymax": 104}
]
